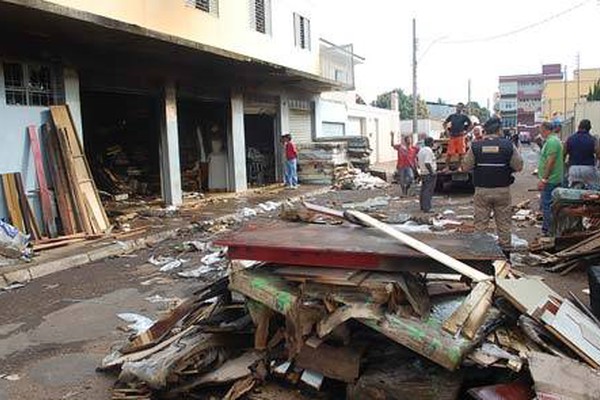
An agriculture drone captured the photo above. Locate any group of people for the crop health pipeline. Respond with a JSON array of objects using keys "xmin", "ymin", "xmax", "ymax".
[
  {"xmin": 390, "ymin": 131, "xmax": 437, "ymax": 213},
  {"xmin": 537, "ymin": 118, "xmax": 599, "ymax": 235}
]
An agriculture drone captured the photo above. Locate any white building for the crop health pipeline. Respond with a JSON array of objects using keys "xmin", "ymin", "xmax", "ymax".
[{"xmin": 0, "ymin": 0, "xmax": 357, "ymax": 221}]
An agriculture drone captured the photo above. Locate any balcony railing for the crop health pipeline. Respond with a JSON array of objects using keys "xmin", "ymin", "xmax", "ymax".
[{"xmin": 319, "ymin": 39, "xmax": 363, "ymax": 89}]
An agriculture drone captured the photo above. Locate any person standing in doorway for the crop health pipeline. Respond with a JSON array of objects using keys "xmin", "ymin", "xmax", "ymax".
[
  {"xmin": 281, "ymin": 133, "xmax": 298, "ymax": 189},
  {"xmin": 565, "ymin": 119, "xmax": 600, "ymax": 189},
  {"xmin": 463, "ymin": 117, "xmax": 523, "ymax": 255},
  {"xmin": 417, "ymin": 137, "xmax": 437, "ymax": 213},
  {"xmin": 391, "ymin": 132, "xmax": 419, "ymax": 196},
  {"xmin": 443, "ymin": 102, "xmax": 472, "ymax": 172},
  {"xmin": 538, "ymin": 121, "xmax": 564, "ymax": 236}
]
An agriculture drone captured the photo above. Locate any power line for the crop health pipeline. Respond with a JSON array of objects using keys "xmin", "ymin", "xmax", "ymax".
[{"xmin": 442, "ymin": 0, "xmax": 592, "ymax": 44}]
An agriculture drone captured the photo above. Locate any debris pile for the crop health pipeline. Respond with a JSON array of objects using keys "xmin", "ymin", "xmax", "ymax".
[
  {"xmin": 333, "ymin": 165, "xmax": 388, "ymax": 190},
  {"xmin": 552, "ymin": 187, "xmax": 600, "ymax": 237},
  {"xmin": 101, "ymin": 208, "xmax": 600, "ymax": 399},
  {"xmin": 345, "ymin": 136, "xmax": 372, "ymax": 172},
  {"xmin": 529, "ymin": 229, "xmax": 600, "ymax": 275},
  {"xmin": 296, "ymin": 142, "xmax": 348, "ymax": 185}
]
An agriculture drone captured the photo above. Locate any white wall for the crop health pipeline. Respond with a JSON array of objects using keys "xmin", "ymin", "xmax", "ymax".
[
  {"xmin": 575, "ymin": 101, "xmax": 600, "ymax": 136},
  {"xmin": 45, "ymin": 0, "xmax": 322, "ymax": 77}
]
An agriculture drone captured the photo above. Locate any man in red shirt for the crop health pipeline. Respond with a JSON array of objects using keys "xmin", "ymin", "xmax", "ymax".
[
  {"xmin": 391, "ymin": 131, "xmax": 419, "ymax": 196},
  {"xmin": 282, "ymin": 133, "xmax": 298, "ymax": 189}
]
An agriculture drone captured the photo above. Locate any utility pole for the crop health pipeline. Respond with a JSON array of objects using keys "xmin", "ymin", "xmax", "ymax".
[
  {"xmin": 412, "ymin": 18, "xmax": 418, "ymax": 136},
  {"xmin": 563, "ymin": 65, "xmax": 568, "ymax": 120},
  {"xmin": 467, "ymin": 79, "xmax": 472, "ymax": 114}
]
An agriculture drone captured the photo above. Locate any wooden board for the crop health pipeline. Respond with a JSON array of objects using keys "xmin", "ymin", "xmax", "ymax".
[
  {"xmin": 50, "ymin": 105, "xmax": 109, "ymax": 234},
  {"xmin": 443, "ymin": 281, "xmax": 494, "ymax": 336},
  {"xmin": 2, "ymin": 174, "xmax": 25, "ymax": 232},
  {"xmin": 529, "ymin": 351, "xmax": 600, "ymax": 399},
  {"xmin": 45, "ymin": 126, "xmax": 79, "ymax": 235},
  {"xmin": 295, "ymin": 343, "xmax": 361, "ymax": 382},
  {"xmin": 496, "ymin": 277, "xmax": 561, "ymax": 315},
  {"xmin": 15, "ymin": 173, "xmax": 42, "ymax": 240},
  {"xmin": 28, "ymin": 125, "xmax": 55, "ymax": 237}
]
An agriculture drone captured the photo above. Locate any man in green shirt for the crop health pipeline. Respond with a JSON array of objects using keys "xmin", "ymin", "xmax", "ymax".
[{"xmin": 538, "ymin": 121, "xmax": 564, "ymax": 235}]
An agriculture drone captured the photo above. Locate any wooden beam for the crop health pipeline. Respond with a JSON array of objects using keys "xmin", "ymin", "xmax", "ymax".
[
  {"xmin": 28, "ymin": 125, "xmax": 56, "ymax": 237},
  {"xmin": 344, "ymin": 210, "xmax": 492, "ymax": 282},
  {"xmin": 443, "ymin": 281, "xmax": 494, "ymax": 336}
]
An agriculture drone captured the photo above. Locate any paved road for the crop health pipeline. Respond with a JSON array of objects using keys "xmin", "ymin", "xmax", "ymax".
[{"xmin": 0, "ymin": 145, "xmax": 587, "ymax": 399}]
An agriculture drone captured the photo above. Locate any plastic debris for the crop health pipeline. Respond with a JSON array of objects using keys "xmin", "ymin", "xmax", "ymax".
[{"xmin": 117, "ymin": 313, "xmax": 155, "ymax": 335}]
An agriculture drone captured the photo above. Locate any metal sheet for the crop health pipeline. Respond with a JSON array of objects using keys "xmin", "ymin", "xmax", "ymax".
[{"xmin": 217, "ymin": 222, "xmax": 503, "ymax": 272}]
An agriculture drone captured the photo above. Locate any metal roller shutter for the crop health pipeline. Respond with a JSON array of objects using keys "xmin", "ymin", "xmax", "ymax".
[{"xmin": 289, "ymin": 109, "xmax": 312, "ymax": 144}]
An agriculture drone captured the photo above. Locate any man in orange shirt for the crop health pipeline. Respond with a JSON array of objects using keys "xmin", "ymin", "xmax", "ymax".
[{"xmin": 443, "ymin": 103, "xmax": 472, "ymax": 171}]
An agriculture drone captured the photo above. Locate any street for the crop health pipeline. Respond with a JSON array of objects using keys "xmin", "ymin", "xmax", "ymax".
[{"xmin": 0, "ymin": 144, "xmax": 589, "ymax": 400}]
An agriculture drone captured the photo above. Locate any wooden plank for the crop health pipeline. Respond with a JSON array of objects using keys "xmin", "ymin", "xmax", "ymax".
[
  {"xmin": 344, "ymin": 209, "xmax": 492, "ymax": 282},
  {"xmin": 496, "ymin": 277, "xmax": 561, "ymax": 315},
  {"xmin": 50, "ymin": 106, "xmax": 109, "ymax": 234},
  {"xmin": 45, "ymin": 125, "xmax": 79, "ymax": 235},
  {"xmin": 529, "ymin": 351, "xmax": 600, "ymax": 399},
  {"xmin": 317, "ymin": 303, "xmax": 382, "ymax": 338},
  {"xmin": 229, "ymin": 269, "xmax": 300, "ymax": 315},
  {"xmin": 295, "ymin": 343, "xmax": 361, "ymax": 382},
  {"xmin": 246, "ymin": 299, "xmax": 273, "ymax": 350},
  {"xmin": 13, "ymin": 173, "xmax": 42, "ymax": 240},
  {"xmin": 462, "ymin": 283, "xmax": 495, "ymax": 339},
  {"xmin": 28, "ymin": 125, "xmax": 56, "ymax": 237},
  {"xmin": 33, "ymin": 237, "xmax": 87, "ymax": 251},
  {"xmin": 2, "ymin": 174, "xmax": 25, "ymax": 232},
  {"xmin": 443, "ymin": 281, "xmax": 494, "ymax": 336}
]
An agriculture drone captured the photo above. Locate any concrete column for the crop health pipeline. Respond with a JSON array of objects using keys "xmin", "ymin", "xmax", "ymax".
[
  {"xmin": 159, "ymin": 80, "xmax": 182, "ymax": 206},
  {"xmin": 274, "ymin": 95, "xmax": 290, "ymax": 181},
  {"xmin": 64, "ymin": 67, "xmax": 83, "ymax": 141},
  {"xmin": 312, "ymin": 95, "xmax": 322, "ymax": 140},
  {"xmin": 228, "ymin": 91, "xmax": 247, "ymax": 192}
]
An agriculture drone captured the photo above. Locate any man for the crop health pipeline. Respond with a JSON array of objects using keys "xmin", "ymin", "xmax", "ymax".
[
  {"xmin": 417, "ymin": 137, "xmax": 437, "ymax": 213},
  {"xmin": 472, "ymin": 125, "xmax": 484, "ymax": 142},
  {"xmin": 463, "ymin": 117, "xmax": 524, "ymax": 254},
  {"xmin": 281, "ymin": 133, "xmax": 298, "ymax": 189},
  {"xmin": 444, "ymin": 103, "xmax": 472, "ymax": 171},
  {"xmin": 565, "ymin": 119, "xmax": 600, "ymax": 189},
  {"xmin": 390, "ymin": 132, "xmax": 419, "ymax": 196},
  {"xmin": 538, "ymin": 121, "xmax": 564, "ymax": 235}
]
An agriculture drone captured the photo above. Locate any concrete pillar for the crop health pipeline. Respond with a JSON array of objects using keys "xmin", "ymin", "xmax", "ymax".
[
  {"xmin": 312, "ymin": 95, "xmax": 322, "ymax": 140},
  {"xmin": 274, "ymin": 95, "xmax": 290, "ymax": 181},
  {"xmin": 159, "ymin": 79, "xmax": 182, "ymax": 206},
  {"xmin": 64, "ymin": 67, "xmax": 83, "ymax": 141},
  {"xmin": 228, "ymin": 91, "xmax": 247, "ymax": 192}
]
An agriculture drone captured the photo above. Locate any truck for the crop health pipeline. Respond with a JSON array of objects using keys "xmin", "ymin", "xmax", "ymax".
[{"xmin": 431, "ymin": 135, "xmax": 474, "ymax": 192}]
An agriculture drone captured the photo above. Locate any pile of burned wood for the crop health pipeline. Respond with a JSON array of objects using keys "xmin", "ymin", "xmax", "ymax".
[
  {"xmin": 100, "ymin": 209, "xmax": 600, "ymax": 400},
  {"xmin": 529, "ymin": 229, "xmax": 600, "ymax": 276}
]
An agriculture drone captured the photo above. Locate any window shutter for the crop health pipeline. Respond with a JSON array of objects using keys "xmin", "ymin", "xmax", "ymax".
[
  {"xmin": 255, "ymin": 0, "xmax": 266, "ymax": 33},
  {"xmin": 305, "ymin": 18, "xmax": 311, "ymax": 50},
  {"xmin": 248, "ymin": 0, "xmax": 256, "ymax": 30},
  {"xmin": 265, "ymin": 0, "xmax": 272, "ymax": 35}
]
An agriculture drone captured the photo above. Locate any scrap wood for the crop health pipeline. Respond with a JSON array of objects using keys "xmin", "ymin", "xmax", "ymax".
[
  {"xmin": 32, "ymin": 237, "xmax": 87, "ymax": 251},
  {"xmin": 343, "ymin": 209, "xmax": 492, "ymax": 282},
  {"xmin": 317, "ymin": 303, "xmax": 382, "ymax": 338},
  {"xmin": 529, "ymin": 351, "xmax": 600, "ymax": 400},
  {"xmin": 229, "ymin": 269, "xmax": 299, "ymax": 315},
  {"xmin": 223, "ymin": 376, "xmax": 256, "ymax": 400},
  {"xmin": 28, "ymin": 125, "xmax": 56, "ymax": 237},
  {"xmin": 462, "ymin": 283, "xmax": 495, "ymax": 340},
  {"xmin": 443, "ymin": 281, "xmax": 495, "ymax": 336},
  {"xmin": 295, "ymin": 343, "xmax": 361, "ymax": 383},
  {"xmin": 246, "ymin": 299, "xmax": 273, "ymax": 350}
]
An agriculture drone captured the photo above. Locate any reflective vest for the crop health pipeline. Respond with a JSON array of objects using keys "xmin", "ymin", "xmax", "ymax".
[{"xmin": 472, "ymin": 137, "xmax": 514, "ymax": 188}]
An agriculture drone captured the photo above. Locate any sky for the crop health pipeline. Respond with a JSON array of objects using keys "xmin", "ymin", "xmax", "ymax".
[{"xmin": 318, "ymin": 0, "xmax": 600, "ymax": 107}]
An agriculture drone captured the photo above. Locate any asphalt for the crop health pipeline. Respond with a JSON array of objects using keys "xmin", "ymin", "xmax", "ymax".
[{"xmin": 0, "ymin": 144, "xmax": 589, "ymax": 399}]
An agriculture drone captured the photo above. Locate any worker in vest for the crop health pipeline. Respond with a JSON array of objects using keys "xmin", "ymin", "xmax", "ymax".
[{"xmin": 463, "ymin": 117, "xmax": 524, "ymax": 256}]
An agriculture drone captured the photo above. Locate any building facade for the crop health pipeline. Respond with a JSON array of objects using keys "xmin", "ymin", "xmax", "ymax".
[
  {"xmin": 0, "ymin": 0, "xmax": 357, "ymax": 221},
  {"xmin": 498, "ymin": 64, "xmax": 563, "ymax": 135},
  {"xmin": 542, "ymin": 68, "xmax": 600, "ymax": 120}
]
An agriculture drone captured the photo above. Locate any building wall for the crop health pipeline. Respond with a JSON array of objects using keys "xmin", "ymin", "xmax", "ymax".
[
  {"xmin": 542, "ymin": 68, "xmax": 600, "ymax": 119},
  {"xmin": 574, "ymin": 101, "xmax": 600, "ymax": 136},
  {"xmin": 44, "ymin": 0, "xmax": 321, "ymax": 77}
]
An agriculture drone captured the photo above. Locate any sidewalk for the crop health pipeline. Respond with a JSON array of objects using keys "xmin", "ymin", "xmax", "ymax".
[{"xmin": 0, "ymin": 184, "xmax": 329, "ymax": 289}]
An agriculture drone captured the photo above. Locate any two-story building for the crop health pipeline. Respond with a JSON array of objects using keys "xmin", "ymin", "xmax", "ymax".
[{"xmin": 0, "ymin": 0, "xmax": 356, "ymax": 220}]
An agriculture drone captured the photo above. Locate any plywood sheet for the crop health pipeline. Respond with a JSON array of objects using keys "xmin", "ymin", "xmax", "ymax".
[{"xmin": 496, "ymin": 277, "xmax": 561, "ymax": 315}]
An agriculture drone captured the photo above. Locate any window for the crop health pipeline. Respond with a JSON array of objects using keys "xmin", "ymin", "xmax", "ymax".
[
  {"xmin": 250, "ymin": 0, "xmax": 271, "ymax": 35},
  {"xmin": 293, "ymin": 13, "xmax": 311, "ymax": 50},
  {"xmin": 185, "ymin": 0, "xmax": 219, "ymax": 16},
  {"xmin": 3, "ymin": 62, "xmax": 62, "ymax": 106}
]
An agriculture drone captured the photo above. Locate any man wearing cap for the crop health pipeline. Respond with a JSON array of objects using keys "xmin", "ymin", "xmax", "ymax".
[
  {"xmin": 281, "ymin": 133, "xmax": 298, "ymax": 189},
  {"xmin": 463, "ymin": 117, "xmax": 524, "ymax": 255},
  {"xmin": 443, "ymin": 103, "xmax": 472, "ymax": 171}
]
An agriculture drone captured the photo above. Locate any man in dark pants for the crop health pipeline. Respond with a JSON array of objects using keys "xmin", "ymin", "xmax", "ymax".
[
  {"xmin": 417, "ymin": 137, "xmax": 437, "ymax": 212},
  {"xmin": 463, "ymin": 117, "xmax": 523, "ymax": 256}
]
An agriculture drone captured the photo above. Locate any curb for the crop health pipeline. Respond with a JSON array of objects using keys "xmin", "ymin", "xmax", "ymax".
[{"xmin": 0, "ymin": 187, "xmax": 330, "ymax": 289}]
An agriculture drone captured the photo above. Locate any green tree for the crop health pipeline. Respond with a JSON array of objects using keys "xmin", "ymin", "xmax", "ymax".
[
  {"xmin": 371, "ymin": 88, "xmax": 429, "ymax": 119},
  {"xmin": 466, "ymin": 101, "xmax": 491, "ymax": 123},
  {"xmin": 587, "ymin": 79, "xmax": 600, "ymax": 101}
]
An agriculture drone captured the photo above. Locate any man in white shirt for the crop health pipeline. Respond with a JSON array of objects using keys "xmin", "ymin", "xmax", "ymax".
[{"xmin": 418, "ymin": 137, "xmax": 437, "ymax": 212}]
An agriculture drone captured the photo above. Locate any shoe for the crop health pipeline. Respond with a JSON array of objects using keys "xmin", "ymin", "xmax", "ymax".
[{"xmin": 291, "ymin": 186, "xmax": 298, "ymax": 190}]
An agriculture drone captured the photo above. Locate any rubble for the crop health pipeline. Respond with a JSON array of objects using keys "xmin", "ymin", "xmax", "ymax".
[
  {"xmin": 99, "ymin": 207, "xmax": 600, "ymax": 399},
  {"xmin": 333, "ymin": 165, "xmax": 389, "ymax": 190}
]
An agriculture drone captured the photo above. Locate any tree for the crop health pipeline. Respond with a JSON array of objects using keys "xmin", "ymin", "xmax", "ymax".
[
  {"xmin": 587, "ymin": 79, "xmax": 600, "ymax": 101},
  {"xmin": 466, "ymin": 101, "xmax": 491, "ymax": 123},
  {"xmin": 371, "ymin": 88, "xmax": 429, "ymax": 119}
]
